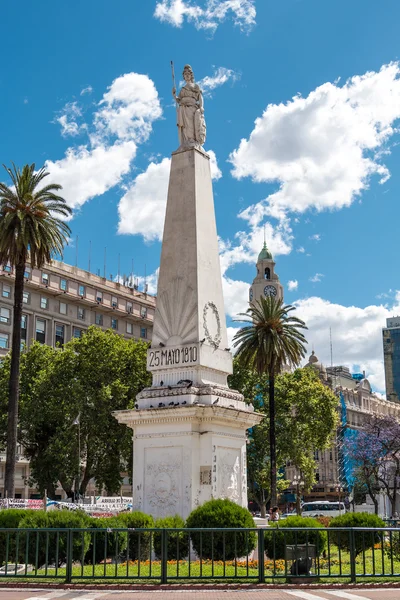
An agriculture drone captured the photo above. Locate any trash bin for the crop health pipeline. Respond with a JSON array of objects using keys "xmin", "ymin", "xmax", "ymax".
[{"xmin": 285, "ymin": 544, "xmax": 316, "ymax": 581}]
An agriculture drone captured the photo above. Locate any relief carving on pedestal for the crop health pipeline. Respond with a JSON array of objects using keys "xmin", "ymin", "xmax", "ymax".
[
  {"xmin": 217, "ymin": 448, "xmax": 241, "ymax": 503},
  {"xmin": 145, "ymin": 449, "xmax": 182, "ymax": 517}
]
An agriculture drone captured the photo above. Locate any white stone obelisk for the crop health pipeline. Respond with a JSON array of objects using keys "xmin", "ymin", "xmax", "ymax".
[{"xmin": 113, "ymin": 64, "xmax": 262, "ymax": 519}]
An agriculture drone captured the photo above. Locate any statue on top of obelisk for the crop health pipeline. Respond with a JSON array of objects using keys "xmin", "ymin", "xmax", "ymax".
[{"xmin": 172, "ymin": 63, "xmax": 206, "ymax": 148}]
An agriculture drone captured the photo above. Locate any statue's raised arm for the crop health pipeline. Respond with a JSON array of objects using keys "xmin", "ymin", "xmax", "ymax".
[{"xmin": 172, "ymin": 64, "xmax": 206, "ymax": 149}]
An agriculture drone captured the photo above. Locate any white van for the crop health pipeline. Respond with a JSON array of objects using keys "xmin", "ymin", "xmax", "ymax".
[{"xmin": 301, "ymin": 501, "xmax": 346, "ymax": 518}]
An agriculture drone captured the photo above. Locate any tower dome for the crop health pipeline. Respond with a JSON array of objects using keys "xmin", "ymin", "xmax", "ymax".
[{"xmin": 258, "ymin": 242, "xmax": 272, "ymax": 261}]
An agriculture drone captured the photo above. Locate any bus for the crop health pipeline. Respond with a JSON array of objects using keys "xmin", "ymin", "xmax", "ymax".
[{"xmin": 301, "ymin": 501, "xmax": 345, "ymax": 518}]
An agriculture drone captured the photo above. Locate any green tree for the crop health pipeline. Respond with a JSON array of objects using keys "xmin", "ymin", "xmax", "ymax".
[
  {"xmin": 0, "ymin": 163, "xmax": 71, "ymax": 497},
  {"xmin": 233, "ymin": 297, "xmax": 307, "ymax": 506},
  {"xmin": 16, "ymin": 327, "xmax": 151, "ymax": 498},
  {"xmin": 229, "ymin": 361, "xmax": 338, "ymax": 517},
  {"xmin": 275, "ymin": 368, "xmax": 339, "ymax": 513}
]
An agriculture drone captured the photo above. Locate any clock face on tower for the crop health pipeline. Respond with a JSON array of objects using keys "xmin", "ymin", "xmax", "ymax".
[
  {"xmin": 249, "ymin": 288, "xmax": 253, "ymax": 301},
  {"xmin": 264, "ymin": 285, "xmax": 277, "ymax": 297}
]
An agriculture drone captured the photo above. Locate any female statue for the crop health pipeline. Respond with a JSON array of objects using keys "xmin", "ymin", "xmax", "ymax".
[{"xmin": 172, "ymin": 64, "xmax": 206, "ymax": 148}]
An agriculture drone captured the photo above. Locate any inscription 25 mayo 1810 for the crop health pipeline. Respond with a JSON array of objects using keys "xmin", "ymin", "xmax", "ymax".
[{"xmin": 147, "ymin": 344, "xmax": 199, "ymax": 370}]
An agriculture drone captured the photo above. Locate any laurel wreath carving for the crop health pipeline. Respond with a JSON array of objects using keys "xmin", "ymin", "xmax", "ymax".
[{"xmin": 203, "ymin": 301, "xmax": 221, "ymax": 350}]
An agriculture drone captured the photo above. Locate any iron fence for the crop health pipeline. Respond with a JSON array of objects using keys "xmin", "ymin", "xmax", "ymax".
[{"xmin": 0, "ymin": 526, "xmax": 399, "ymax": 583}]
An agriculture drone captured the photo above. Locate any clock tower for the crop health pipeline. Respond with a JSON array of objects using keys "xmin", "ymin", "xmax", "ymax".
[{"xmin": 249, "ymin": 241, "xmax": 284, "ymax": 306}]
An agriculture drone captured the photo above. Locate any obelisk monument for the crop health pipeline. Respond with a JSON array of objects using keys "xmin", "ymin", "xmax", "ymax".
[{"xmin": 114, "ymin": 64, "xmax": 262, "ymax": 519}]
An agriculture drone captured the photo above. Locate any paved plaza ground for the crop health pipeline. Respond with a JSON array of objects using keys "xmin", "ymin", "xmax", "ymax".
[{"xmin": 1, "ymin": 588, "xmax": 400, "ymax": 600}]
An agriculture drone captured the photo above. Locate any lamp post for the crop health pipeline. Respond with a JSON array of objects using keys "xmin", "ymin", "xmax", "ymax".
[
  {"xmin": 292, "ymin": 473, "xmax": 304, "ymax": 516},
  {"xmin": 336, "ymin": 485, "xmax": 344, "ymax": 515}
]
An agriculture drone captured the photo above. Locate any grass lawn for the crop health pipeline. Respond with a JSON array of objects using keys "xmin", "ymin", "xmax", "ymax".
[{"xmin": 1, "ymin": 544, "xmax": 400, "ymax": 584}]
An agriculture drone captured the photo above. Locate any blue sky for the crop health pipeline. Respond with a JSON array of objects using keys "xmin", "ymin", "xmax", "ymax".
[{"xmin": 1, "ymin": 0, "xmax": 400, "ymax": 392}]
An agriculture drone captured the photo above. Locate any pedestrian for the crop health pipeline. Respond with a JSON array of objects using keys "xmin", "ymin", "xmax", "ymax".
[{"xmin": 271, "ymin": 506, "xmax": 280, "ymax": 521}]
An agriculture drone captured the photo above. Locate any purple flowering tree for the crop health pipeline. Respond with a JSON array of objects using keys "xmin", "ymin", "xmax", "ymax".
[{"xmin": 344, "ymin": 416, "xmax": 400, "ymax": 516}]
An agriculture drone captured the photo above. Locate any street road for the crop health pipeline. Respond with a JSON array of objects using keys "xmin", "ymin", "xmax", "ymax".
[{"xmin": 1, "ymin": 588, "xmax": 400, "ymax": 600}]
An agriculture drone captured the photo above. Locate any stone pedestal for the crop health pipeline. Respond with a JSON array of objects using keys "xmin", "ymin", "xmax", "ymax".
[{"xmin": 113, "ymin": 146, "xmax": 262, "ymax": 519}]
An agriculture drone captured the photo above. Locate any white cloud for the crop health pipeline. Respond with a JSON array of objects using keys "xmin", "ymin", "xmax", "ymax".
[
  {"xmin": 47, "ymin": 72, "xmax": 162, "ymax": 213},
  {"xmin": 94, "ymin": 72, "xmax": 162, "ymax": 143},
  {"xmin": 230, "ymin": 63, "xmax": 400, "ymax": 222},
  {"xmin": 199, "ymin": 67, "xmax": 240, "ymax": 96},
  {"xmin": 80, "ymin": 85, "xmax": 93, "ymax": 95},
  {"xmin": 46, "ymin": 142, "xmax": 137, "ymax": 211},
  {"xmin": 219, "ymin": 221, "xmax": 292, "ymax": 277},
  {"xmin": 56, "ymin": 102, "xmax": 84, "ymax": 138},
  {"xmin": 154, "ymin": 0, "xmax": 256, "ymax": 33},
  {"xmin": 296, "ymin": 246, "xmax": 305, "ymax": 253},
  {"xmin": 118, "ymin": 149, "xmax": 222, "ymax": 240},
  {"xmin": 309, "ymin": 273, "xmax": 324, "ymax": 283},
  {"xmin": 309, "ymin": 233, "xmax": 321, "ymax": 242},
  {"xmin": 287, "ymin": 280, "xmax": 298, "ymax": 291},
  {"xmin": 295, "ymin": 295, "xmax": 400, "ymax": 393}
]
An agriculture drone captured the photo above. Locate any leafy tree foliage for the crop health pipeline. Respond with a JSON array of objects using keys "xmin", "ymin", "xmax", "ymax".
[
  {"xmin": 0, "ymin": 163, "xmax": 71, "ymax": 497},
  {"xmin": 233, "ymin": 297, "xmax": 307, "ymax": 506},
  {"xmin": 344, "ymin": 415, "xmax": 400, "ymax": 515},
  {"xmin": 0, "ymin": 327, "xmax": 150, "ymax": 498},
  {"xmin": 230, "ymin": 360, "xmax": 338, "ymax": 517}
]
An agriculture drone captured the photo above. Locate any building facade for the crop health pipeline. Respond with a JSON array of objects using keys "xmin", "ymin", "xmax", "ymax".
[
  {"xmin": 0, "ymin": 259, "xmax": 156, "ymax": 499},
  {"xmin": 285, "ymin": 352, "xmax": 400, "ymax": 502},
  {"xmin": 0, "ymin": 260, "xmax": 155, "ymax": 357},
  {"xmin": 383, "ymin": 317, "xmax": 400, "ymax": 403}
]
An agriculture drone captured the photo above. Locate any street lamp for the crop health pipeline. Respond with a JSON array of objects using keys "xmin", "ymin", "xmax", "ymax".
[
  {"xmin": 335, "ymin": 485, "xmax": 344, "ymax": 515},
  {"xmin": 292, "ymin": 474, "xmax": 304, "ymax": 516}
]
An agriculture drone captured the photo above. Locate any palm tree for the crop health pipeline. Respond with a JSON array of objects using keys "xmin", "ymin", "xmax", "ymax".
[
  {"xmin": 0, "ymin": 163, "xmax": 71, "ymax": 497},
  {"xmin": 233, "ymin": 296, "xmax": 307, "ymax": 507}
]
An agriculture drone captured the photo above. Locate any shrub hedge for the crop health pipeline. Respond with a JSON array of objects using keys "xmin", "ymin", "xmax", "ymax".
[
  {"xmin": 87, "ymin": 516, "xmax": 128, "ymax": 564},
  {"xmin": 264, "ymin": 516, "xmax": 327, "ymax": 560},
  {"xmin": 329, "ymin": 512, "xmax": 385, "ymax": 556},
  {"xmin": 117, "ymin": 511, "xmax": 155, "ymax": 561},
  {"xmin": 153, "ymin": 515, "xmax": 189, "ymax": 560},
  {"xmin": 185, "ymin": 499, "xmax": 256, "ymax": 560}
]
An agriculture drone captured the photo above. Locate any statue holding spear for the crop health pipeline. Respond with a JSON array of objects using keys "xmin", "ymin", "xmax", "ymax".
[{"xmin": 171, "ymin": 62, "xmax": 206, "ymax": 148}]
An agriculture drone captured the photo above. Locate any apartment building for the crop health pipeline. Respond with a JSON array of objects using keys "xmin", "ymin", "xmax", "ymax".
[
  {"xmin": 0, "ymin": 259, "xmax": 156, "ymax": 499},
  {"xmin": 0, "ymin": 259, "xmax": 155, "ymax": 356}
]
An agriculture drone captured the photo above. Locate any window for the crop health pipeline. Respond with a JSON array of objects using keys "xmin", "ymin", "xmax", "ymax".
[
  {"xmin": 60, "ymin": 278, "xmax": 67, "ymax": 292},
  {"xmin": 40, "ymin": 296, "xmax": 48, "ymax": 310},
  {"xmin": 140, "ymin": 327, "xmax": 147, "ymax": 339},
  {"xmin": 112, "ymin": 296, "xmax": 118, "ymax": 308},
  {"xmin": 111, "ymin": 318, "xmax": 118, "ymax": 330},
  {"xmin": 95, "ymin": 313, "xmax": 103, "ymax": 326},
  {"xmin": 77, "ymin": 307, "xmax": 85, "ymax": 320},
  {"xmin": 23, "ymin": 291, "xmax": 30, "ymax": 304},
  {"xmin": 0, "ymin": 307, "xmax": 10, "ymax": 324},
  {"xmin": 264, "ymin": 267, "xmax": 271, "ymax": 280},
  {"xmin": 42, "ymin": 273, "xmax": 49, "ymax": 285},
  {"xmin": 59, "ymin": 302, "xmax": 67, "ymax": 315},
  {"xmin": 127, "ymin": 302, "xmax": 133, "ymax": 314},
  {"xmin": 24, "ymin": 267, "xmax": 31, "ymax": 279},
  {"xmin": 21, "ymin": 315, "xmax": 27, "ymax": 343},
  {"xmin": 55, "ymin": 324, "xmax": 65, "ymax": 346},
  {"xmin": 3, "ymin": 264, "xmax": 12, "ymax": 273},
  {"xmin": 140, "ymin": 307, "xmax": 147, "ymax": 319},
  {"xmin": 126, "ymin": 322, "xmax": 133, "ymax": 334},
  {"xmin": 96, "ymin": 291, "xmax": 103, "ymax": 303},
  {"xmin": 0, "ymin": 333, "xmax": 9, "ymax": 349},
  {"xmin": 36, "ymin": 319, "xmax": 46, "ymax": 344},
  {"xmin": 79, "ymin": 284, "xmax": 85, "ymax": 297},
  {"xmin": 73, "ymin": 327, "xmax": 83, "ymax": 339},
  {"xmin": 2, "ymin": 285, "xmax": 11, "ymax": 298}
]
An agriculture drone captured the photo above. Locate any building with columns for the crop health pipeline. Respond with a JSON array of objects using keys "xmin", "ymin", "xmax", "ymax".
[{"xmin": 285, "ymin": 351, "xmax": 400, "ymax": 501}]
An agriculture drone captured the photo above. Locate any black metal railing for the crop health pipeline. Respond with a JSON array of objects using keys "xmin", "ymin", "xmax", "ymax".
[{"xmin": 0, "ymin": 526, "xmax": 399, "ymax": 583}]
